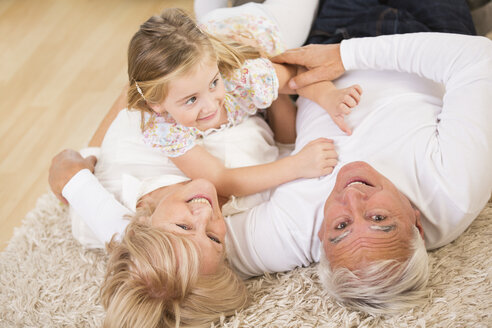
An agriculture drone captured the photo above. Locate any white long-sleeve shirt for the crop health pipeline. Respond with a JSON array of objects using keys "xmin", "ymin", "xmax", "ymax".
[{"xmin": 64, "ymin": 33, "xmax": 492, "ymax": 278}]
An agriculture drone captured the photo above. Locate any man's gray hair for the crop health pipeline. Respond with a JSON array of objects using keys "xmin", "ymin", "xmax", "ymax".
[{"xmin": 317, "ymin": 226, "xmax": 430, "ymax": 314}]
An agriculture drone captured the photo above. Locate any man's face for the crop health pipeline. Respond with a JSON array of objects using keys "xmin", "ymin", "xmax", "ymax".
[{"xmin": 319, "ymin": 162, "xmax": 424, "ymax": 270}]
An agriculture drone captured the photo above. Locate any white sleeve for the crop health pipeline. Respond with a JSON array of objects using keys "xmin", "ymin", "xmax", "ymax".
[
  {"xmin": 62, "ymin": 169, "xmax": 131, "ymax": 244},
  {"xmin": 340, "ymin": 33, "xmax": 492, "ymax": 241}
]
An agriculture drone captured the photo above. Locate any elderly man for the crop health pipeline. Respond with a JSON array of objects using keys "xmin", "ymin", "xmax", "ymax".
[{"xmin": 50, "ymin": 32, "xmax": 492, "ymax": 314}]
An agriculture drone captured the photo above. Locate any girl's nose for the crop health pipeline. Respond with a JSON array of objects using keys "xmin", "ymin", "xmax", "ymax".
[{"xmin": 201, "ymin": 95, "xmax": 217, "ymax": 113}]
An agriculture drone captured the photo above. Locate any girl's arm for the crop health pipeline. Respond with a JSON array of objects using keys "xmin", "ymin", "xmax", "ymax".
[
  {"xmin": 170, "ymin": 139, "xmax": 337, "ymax": 198},
  {"xmin": 272, "ymin": 63, "xmax": 362, "ymax": 136},
  {"xmin": 272, "ymin": 63, "xmax": 298, "ymax": 95}
]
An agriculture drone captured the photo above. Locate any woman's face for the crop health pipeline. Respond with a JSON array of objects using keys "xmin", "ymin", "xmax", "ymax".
[{"xmin": 147, "ymin": 179, "xmax": 227, "ymax": 275}]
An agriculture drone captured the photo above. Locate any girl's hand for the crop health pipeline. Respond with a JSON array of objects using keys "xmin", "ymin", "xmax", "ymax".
[{"xmin": 293, "ymin": 138, "xmax": 338, "ymax": 178}]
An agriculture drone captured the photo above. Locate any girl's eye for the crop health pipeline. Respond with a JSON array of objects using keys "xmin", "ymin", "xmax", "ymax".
[
  {"xmin": 208, "ymin": 235, "xmax": 221, "ymax": 244},
  {"xmin": 336, "ymin": 222, "xmax": 347, "ymax": 230},
  {"xmin": 210, "ymin": 78, "xmax": 219, "ymax": 89},
  {"xmin": 371, "ymin": 215, "xmax": 386, "ymax": 222},
  {"xmin": 176, "ymin": 224, "xmax": 190, "ymax": 230},
  {"xmin": 186, "ymin": 96, "xmax": 197, "ymax": 105}
]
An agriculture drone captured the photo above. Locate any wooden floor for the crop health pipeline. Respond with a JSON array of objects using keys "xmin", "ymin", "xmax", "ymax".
[{"xmin": 0, "ymin": 0, "xmax": 193, "ymax": 250}]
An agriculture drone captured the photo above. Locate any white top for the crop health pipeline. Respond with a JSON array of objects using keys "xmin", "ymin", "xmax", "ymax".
[
  {"xmin": 64, "ymin": 33, "xmax": 492, "ymax": 278},
  {"xmin": 68, "ymin": 109, "xmax": 280, "ymax": 248}
]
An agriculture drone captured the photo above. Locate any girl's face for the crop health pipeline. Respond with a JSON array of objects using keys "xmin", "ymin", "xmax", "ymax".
[{"xmin": 149, "ymin": 58, "xmax": 227, "ymax": 131}]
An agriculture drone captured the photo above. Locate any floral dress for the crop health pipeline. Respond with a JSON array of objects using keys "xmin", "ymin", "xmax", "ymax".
[{"xmin": 142, "ymin": 14, "xmax": 286, "ymax": 157}]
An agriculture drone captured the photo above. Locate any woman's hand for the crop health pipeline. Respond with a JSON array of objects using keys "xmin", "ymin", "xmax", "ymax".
[
  {"xmin": 271, "ymin": 44, "xmax": 345, "ymax": 89},
  {"xmin": 293, "ymin": 138, "xmax": 338, "ymax": 178}
]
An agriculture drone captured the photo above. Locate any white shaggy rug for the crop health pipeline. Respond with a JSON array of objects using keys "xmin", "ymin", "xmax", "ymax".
[{"xmin": 1, "ymin": 193, "xmax": 491, "ymax": 327}]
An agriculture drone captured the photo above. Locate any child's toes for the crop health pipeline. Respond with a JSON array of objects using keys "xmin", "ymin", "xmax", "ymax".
[
  {"xmin": 343, "ymin": 94, "xmax": 357, "ymax": 108},
  {"xmin": 338, "ymin": 102, "xmax": 351, "ymax": 114},
  {"xmin": 349, "ymin": 85, "xmax": 362, "ymax": 102}
]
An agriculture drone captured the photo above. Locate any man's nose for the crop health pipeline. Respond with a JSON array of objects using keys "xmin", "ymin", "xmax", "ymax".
[{"xmin": 342, "ymin": 187, "xmax": 367, "ymax": 212}]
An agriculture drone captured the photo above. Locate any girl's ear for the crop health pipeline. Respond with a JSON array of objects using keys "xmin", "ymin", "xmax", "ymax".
[{"xmin": 148, "ymin": 102, "xmax": 165, "ymax": 114}]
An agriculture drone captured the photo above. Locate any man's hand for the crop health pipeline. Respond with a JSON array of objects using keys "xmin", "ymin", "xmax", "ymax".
[
  {"xmin": 48, "ymin": 149, "xmax": 97, "ymax": 204},
  {"xmin": 271, "ymin": 43, "xmax": 345, "ymax": 89}
]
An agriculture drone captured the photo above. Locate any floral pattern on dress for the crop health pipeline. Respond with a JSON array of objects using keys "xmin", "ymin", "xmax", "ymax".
[
  {"xmin": 142, "ymin": 113, "xmax": 201, "ymax": 157},
  {"xmin": 142, "ymin": 15, "xmax": 284, "ymax": 158},
  {"xmin": 200, "ymin": 14, "xmax": 285, "ymax": 57}
]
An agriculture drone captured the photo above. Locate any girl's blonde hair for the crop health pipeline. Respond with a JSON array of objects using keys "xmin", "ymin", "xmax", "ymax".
[
  {"xmin": 101, "ymin": 218, "xmax": 249, "ymax": 328},
  {"xmin": 127, "ymin": 7, "xmax": 261, "ymax": 116}
]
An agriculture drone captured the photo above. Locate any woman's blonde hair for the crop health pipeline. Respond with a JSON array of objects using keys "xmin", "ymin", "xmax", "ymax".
[
  {"xmin": 127, "ymin": 7, "xmax": 261, "ymax": 117},
  {"xmin": 101, "ymin": 218, "xmax": 249, "ymax": 328}
]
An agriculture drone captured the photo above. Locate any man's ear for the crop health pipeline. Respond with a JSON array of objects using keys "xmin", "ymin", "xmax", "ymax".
[{"xmin": 414, "ymin": 208, "xmax": 425, "ymax": 241}]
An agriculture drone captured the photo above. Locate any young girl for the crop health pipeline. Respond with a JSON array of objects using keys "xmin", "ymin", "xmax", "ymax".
[
  {"xmin": 81, "ymin": 3, "xmax": 361, "ymax": 327},
  {"xmin": 127, "ymin": 6, "xmax": 362, "ymax": 211}
]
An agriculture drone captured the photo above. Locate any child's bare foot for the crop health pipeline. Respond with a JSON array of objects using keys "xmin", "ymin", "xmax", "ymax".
[
  {"xmin": 318, "ymin": 84, "xmax": 362, "ymax": 135},
  {"xmin": 322, "ymin": 84, "xmax": 362, "ymax": 114}
]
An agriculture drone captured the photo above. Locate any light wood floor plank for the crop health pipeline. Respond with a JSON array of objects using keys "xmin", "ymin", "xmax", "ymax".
[{"xmin": 0, "ymin": 0, "xmax": 194, "ymax": 250}]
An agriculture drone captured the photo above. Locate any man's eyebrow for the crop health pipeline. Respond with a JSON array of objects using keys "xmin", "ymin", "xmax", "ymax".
[
  {"xmin": 370, "ymin": 224, "xmax": 396, "ymax": 232},
  {"xmin": 329, "ymin": 230, "xmax": 351, "ymax": 244}
]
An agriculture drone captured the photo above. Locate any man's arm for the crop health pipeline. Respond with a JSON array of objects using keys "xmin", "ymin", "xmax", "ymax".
[
  {"xmin": 276, "ymin": 33, "xmax": 492, "ymax": 211},
  {"xmin": 49, "ymin": 149, "xmax": 131, "ymax": 244},
  {"xmin": 341, "ymin": 33, "xmax": 492, "ymax": 209}
]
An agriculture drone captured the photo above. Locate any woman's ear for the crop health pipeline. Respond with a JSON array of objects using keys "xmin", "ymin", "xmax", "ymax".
[{"xmin": 137, "ymin": 215, "xmax": 152, "ymax": 225}]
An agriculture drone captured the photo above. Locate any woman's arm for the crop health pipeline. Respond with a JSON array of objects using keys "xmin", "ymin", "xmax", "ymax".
[
  {"xmin": 88, "ymin": 84, "xmax": 129, "ymax": 147},
  {"xmin": 170, "ymin": 140, "xmax": 337, "ymax": 198},
  {"xmin": 266, "ymin": 94, "xmax": 297, "ymax": 144},
  {"xmin": 49, "ymin": 149, "xmax": 131, "ymax": 244}
]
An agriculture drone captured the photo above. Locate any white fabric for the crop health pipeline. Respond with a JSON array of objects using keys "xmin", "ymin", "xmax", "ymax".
[
  {"xmin": 64, "ymin": 33, "xmax": 492, "ymax": 277},
  {"xmin": 196, "ymin": 0, "xmax": 319, "ymax": 49},
  {"xmin": 194, "ymin": 0, "xmax": 229, "ymax": 20},
  {"xmin": 224, "ymin": 33, "xmax": 492, "ymax": 277},
  {"xmin": 67, "ymin": 109, "xmax": 281, "ymax": 248}
]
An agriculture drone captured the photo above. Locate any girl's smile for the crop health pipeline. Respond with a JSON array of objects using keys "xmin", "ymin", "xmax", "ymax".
[
  {"xmin": 198, "ymin": 108, "xmax": 218, "ymax": 121},
  {"xmin": 148, "ymin": 57, "xmax": 228, "ymax": 131}
]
